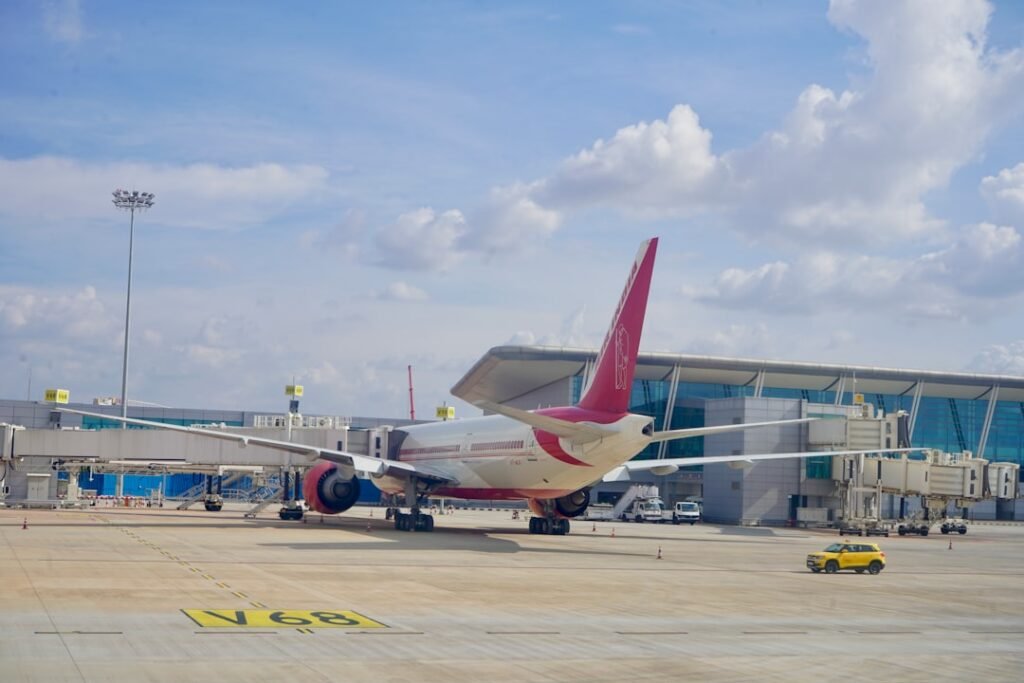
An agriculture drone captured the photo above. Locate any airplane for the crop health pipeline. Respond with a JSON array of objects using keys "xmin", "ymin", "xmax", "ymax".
[{"xmin": 62, "ymin": 237, "xmax": 921, "ymax": 535}]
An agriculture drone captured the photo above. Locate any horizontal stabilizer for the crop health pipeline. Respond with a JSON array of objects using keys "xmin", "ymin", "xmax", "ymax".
[
  {"xmin": 475, "ymin": 400, "xmax": 615, "ymax": 443},
  {"xmin": 650, "ymin": 417, "xmax": 817, "ymax": 443}
]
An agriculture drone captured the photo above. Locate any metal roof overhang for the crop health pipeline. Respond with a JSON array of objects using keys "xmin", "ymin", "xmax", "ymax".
[{"xmin": 451, "ymin": 345, "xmax": 1024, "ymax": 405}]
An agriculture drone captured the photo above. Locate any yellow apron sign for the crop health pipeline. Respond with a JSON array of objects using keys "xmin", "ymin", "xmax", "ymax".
[
  {"xmin": 44, "ymin": 389, "xmax": 70, "ymax": 404},
  {"xmin": 183, "ymin": 609, "xmax": 385, "ymax": 629}
]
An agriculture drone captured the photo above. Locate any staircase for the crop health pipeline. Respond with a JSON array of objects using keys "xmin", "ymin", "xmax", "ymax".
[
  {"xmin": 610, "ymin": 484, "xmax": 659, "ymax": 519},
  {"xmin": 175, "ymin": 472, "xmax": 247, "ymax": 510},
  {"xmin": 244, "ymin": 479, "xmax": 285, "ymax": 519}
]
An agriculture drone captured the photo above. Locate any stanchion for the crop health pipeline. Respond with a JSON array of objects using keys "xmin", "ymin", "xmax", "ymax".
[
  {"xmin": 592, "ymin": 522, "xmax": 596, "ymax": 532},
  {"xmin": 611, "ymin": 527, "xmax": 616, "ymax": 538},
  {"xmin": 22, "ymin": 518, "xmax": 28, "ymax": 530},
  {"xmin": 948, "ymin": 539, "xmax": 953, "ymax": 550},
  {"xmin": 657, "ymin": 546, "xmax": 662, "ymax": 560}
]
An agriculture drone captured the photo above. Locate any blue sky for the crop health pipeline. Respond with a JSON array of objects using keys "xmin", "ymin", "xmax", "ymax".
[{"xmin": 2, "ymin": 0, "xmax": 1024, "ymax": 418}]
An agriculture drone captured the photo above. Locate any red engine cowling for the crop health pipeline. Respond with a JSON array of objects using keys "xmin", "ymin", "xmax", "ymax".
[
  {"xmin": 528, "ymin": 489, "xmax": 591, "ymax": 519},
  {"xmin": 302, "ymin": 461, "xmax": 361, "ymax": 514}
]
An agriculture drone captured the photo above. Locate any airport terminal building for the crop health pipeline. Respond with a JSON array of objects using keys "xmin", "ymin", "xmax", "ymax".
[{"xmin": 3, "ymin": 345, "xmax": 1024, "ymax": 522}]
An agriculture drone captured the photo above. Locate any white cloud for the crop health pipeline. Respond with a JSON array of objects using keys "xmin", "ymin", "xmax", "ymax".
[
  {"xmin": 684, "ymin": 323, "xmax": 774, "ymax": 358},
  {"xmin": 502, "ymin": 305, "xmax": 591, "ymax": 348},
  {"xmin": 537, "ymin": 104, "xmax": 720, "ymax": 215},
  {"xmin": 981, "ymin": 162, "xmax": 1024, "ymax": 225},
  {"xmin": 0, "ymin": 285, "xmax": 113, "ymax": 339},
  {"xmin": 43, "ymin": 0, "xmax": 84, "ymax": 45},
  {"xmin": 0, "ymin": 157, "xmax": 331, "ymax": 231},
  {"xmin": 692, "ymin": 222, "xmax": 1024, "ymax": 318},
  {"xmin": 473, "ymin": 0, "xmax": 1024, "ymax": 247},
  {"xmin": 463, "ymin": 183, "xmax": 562, "ymax": 255},
  {"xmin": 919, "ymin": 222, "xmax": 1024, "ymax": 296},
  {"xmin": 968, "ymin": 340, "xmax": 1024, "ymax": 375},
  {"xmin": 374, "ymin": 207, "xmax": 467, "ymax": 271},
  {"xmin": 372, "ymin": 282, "xmax": 429, "ymax": 302}
]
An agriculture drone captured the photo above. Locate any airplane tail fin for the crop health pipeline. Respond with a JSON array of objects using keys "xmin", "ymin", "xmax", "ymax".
[{"xmin": 577, "ymin": 237, "xmax": 658, "ymax": 414}]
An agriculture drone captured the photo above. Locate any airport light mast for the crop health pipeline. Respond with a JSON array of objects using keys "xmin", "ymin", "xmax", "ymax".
[{"xmin": 111, "ymin": 189, "xmax": 155, "ymax": 428}]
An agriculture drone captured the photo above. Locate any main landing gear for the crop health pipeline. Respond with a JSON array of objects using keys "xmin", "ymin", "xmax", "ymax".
[
  {"xmin": 528, "ymin": 499, "xmax": 570, "ymax": 535},
  {"xmin": 386, "ymin": 484, "xmax": 436, "ymax": 533},
  {"xmin": 529, "ymin": 516, "xmax": 570, "ymax": 535}
]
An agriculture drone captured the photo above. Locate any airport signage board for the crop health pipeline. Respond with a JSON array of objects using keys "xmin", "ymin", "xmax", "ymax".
[{"xmin": 44, "ymin": 389, "xmax": 70, "ymax": 404}]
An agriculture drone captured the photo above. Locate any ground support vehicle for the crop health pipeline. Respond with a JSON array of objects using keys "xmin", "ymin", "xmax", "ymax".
[
  {"xmin": 671, "ymin": 501, "xmax": 701, "ymax": 525},
  {"xmin": 940, "ymin": 520, "xmax": 968, "ymax": 535},
  {"xmin": 897, "ymin": 521, "xmax": 930, "ymax": 536},
  {"xmin": 837, "ymin": 520, "xmax": 889, "ymax": 537},
  {"xmin": 621, "ymin": 496, "xmax": 668, "ymax": 523}
]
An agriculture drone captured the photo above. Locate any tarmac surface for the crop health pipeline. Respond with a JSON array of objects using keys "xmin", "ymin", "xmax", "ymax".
[{"xmin": 2, "ymin": 504, "xmax": 1023, "ymax": 682}]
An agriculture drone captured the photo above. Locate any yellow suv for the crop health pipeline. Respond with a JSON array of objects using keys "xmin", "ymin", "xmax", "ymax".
[{"xmin": 806, "ymin": 542, "xmax": 886, "ymax": 574}]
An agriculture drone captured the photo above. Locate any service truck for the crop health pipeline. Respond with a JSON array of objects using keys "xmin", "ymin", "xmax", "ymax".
[
  {"xmin": 671, "ymin": 501, "xmax": 701, "ymax": 525},
  {"xmin": 621, "ymin": 496, "xmax": 669, "ymax": 523}
]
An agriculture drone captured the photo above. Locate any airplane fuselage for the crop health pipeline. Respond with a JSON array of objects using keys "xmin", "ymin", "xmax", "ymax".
[{"xmin": 372, "ymin": 409, "xmax": 655, "ymax": 501}]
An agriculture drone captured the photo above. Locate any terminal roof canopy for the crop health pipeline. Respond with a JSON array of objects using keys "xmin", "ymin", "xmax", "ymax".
[{"xmin": 451, "ymin": 346, "xmax": 1024, "ymax": 406}]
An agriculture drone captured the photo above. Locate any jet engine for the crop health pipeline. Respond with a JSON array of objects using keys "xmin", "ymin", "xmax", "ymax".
[
  {"xmin": 554, "ymin": 488, "xmax": 591, "ymax": 518},
  {"xmin": 528, "ymin": 489, "xmax": 591, "ymax": 519},
  {"xmin": 302, "ymin": 461, "xmax": 361, "ymax": 515}
]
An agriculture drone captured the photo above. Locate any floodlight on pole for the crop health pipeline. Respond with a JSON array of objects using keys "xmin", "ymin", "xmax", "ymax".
[{"xmin": 111, "ymin": 189, "xmax": 156, "ymax": 428}]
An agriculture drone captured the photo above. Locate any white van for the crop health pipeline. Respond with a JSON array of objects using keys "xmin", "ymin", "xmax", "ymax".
[{"xmin": 672, "ymin": 501, "xmax": 701, "ymax": 525}]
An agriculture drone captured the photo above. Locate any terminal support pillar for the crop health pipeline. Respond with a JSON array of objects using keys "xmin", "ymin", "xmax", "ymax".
[
  {"xmin": 908, "ymin": 381, "xmax": 925, "ymax": 441},
  {"xmin": 977, "ymin": 385, "xmax": 1000, "ymax": 459},
  {"xmin": 656, "ymin": 365, "xmax": 681, "ymax": 461}
]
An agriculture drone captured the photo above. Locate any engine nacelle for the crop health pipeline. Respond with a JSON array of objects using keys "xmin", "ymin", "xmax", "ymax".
[
  {"xmin": 302, "ymin": 461, "xmax": 361, "ymax": 514},
  {"xmin": 528, "ymin": 489, "xmax": 591, "ymax": 519},
  {"xmin": 554, "ymin": 488, "xmax": 590, "ymax": 518}
]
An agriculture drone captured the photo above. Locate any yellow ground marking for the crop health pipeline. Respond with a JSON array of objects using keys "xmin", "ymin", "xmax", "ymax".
[
  {"xmin": 216, "ymin": 582, "xmax": 229, "ymax": 589},
  {"xmin": 182, "ymin": 609, "xmax": 387, "ymax": 629},
  {"xmin": 249, "ymin": 601, "xmax": 267, "ymax": 608},
  {"xmin": 232, "ymin": 591, "xmax": 248, "ymax": 599}
]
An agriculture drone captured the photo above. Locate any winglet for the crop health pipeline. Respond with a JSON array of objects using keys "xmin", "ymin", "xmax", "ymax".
[{"xmin": 577, "ymin": 237, "xmax": 658, "ymax": 414}]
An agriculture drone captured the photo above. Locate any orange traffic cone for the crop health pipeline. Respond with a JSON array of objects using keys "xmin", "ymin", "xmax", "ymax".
[
  {"xmin": 611, "ymin": 527, "xmax": 616, "ymax": 538},
  {"xmin": 948, "ymin": 539, "xmax": 953, "ymax": 550},
  {"xmin": 370, "ymin": 509, "xmax": 374, "ymax": 517},
  {"xmin": 592, "ymin": 522, "xmax": 596, "ymax": 532},
  {"xmin": 657, "ymin": 546, "xmax": 662, "ymax": 560},
  {"xmin": 22, "ymin": 517, "xmax": 28, "ymax": 530}
]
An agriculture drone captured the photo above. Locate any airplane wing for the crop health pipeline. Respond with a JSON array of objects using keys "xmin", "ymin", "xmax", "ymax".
[
  {"xmin": 601, "ymin": 447, "xmax": 924, "ymax": 482},
  {"xmin": 650, "ymin": 417, "xmax": 817, "ymax": 442},
  {"xmin": 57, "ymin": 408, "xmax": 455, "ymax": 484},
  {"xmin": 474, "ymin": 400, "xmax": 615, "ymax": 443}
]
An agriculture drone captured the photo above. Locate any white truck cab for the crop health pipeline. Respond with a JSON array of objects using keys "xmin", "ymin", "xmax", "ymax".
[{"xmin": 672, "ymin": 501, "xmax": 701, "ymax": 525}]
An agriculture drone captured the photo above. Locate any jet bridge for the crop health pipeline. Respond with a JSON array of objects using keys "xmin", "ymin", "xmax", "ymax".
[
  {"xmin": 804, "ymin": 407, "xmax": 1020, "ymax": 531},
  {"xmin": 0, "ymin": 421, "xmax": 393, "ymax": 516}
]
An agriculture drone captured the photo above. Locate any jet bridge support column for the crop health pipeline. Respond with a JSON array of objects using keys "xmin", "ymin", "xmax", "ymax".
[
  {"xmin": 202, "ymin": 474, "xmax": 223, "ymax": 512},
  {"xmin": 277, "ymin": 469, "xmax": 304, "ymax": 521}
]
